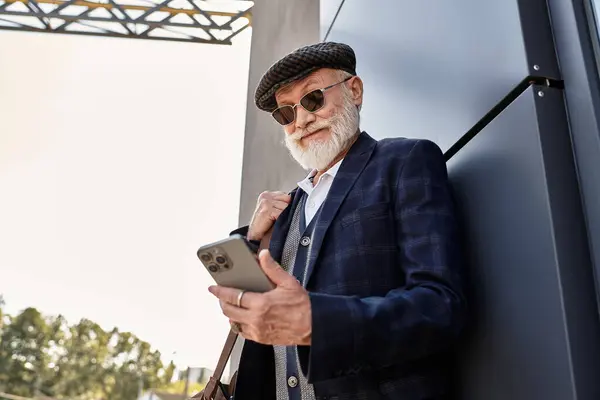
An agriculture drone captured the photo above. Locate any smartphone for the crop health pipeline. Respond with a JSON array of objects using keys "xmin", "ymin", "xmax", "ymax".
[{"xmin": 197, "ymin": 234, "xmax": 275, "ymax": 293}]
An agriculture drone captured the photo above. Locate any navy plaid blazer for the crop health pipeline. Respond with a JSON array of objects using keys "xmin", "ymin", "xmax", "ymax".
[{"xmin": 231, "ymin": 131, "xmax": 466, "ymax": 400}]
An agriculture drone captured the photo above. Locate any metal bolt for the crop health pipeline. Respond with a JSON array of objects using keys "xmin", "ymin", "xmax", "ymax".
[
  {"xmin": 533, "ymin": 65, "xmax": 540, "ymax": 71},
  {"xmin": 538, "ymin": 90, "xmax": 544, "ymax": 97}
]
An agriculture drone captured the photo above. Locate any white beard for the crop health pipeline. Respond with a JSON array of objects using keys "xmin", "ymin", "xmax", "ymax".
[{"xmin": 284, "ymin": 90, "xmax": 360, "ymax": 171}]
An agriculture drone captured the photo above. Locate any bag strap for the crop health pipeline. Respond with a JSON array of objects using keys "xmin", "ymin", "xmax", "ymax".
[
  {"xmin": 259, "ymin": 226, "xmax": 273, "ymax": 253},
  {"xmin": 215, "ymin": 329, "xmax": 239, "ymax": 380},
  {"xmin": 192, "ymin": 329, "xmax": 238, "ymax": 400}
]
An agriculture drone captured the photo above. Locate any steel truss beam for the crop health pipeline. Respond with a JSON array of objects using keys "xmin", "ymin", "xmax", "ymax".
[{"xmin": 0, "ymin": 0, "xmax": 252, "ymax": 44}]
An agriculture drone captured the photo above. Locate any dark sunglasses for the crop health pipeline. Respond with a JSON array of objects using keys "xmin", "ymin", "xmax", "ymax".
[{"xmin": 271, "ymin": 76, "xmax": 353, "ymax": 126}]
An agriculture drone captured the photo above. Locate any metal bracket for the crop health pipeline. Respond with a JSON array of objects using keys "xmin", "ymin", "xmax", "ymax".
[
  {"xmin": 0, "ymin": 0, "xmax": 253, "ymax": 45},
  {"xmin": 444, "ymin": 76, "xmax": 564, "ymax": 161}
]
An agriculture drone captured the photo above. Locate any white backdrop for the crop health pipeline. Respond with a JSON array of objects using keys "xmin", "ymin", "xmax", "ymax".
[{"xmin": 0, "ymin": 28, "xmax": 251, "ymax": 374}]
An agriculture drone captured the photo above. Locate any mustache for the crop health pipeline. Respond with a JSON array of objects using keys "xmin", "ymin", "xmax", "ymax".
[{"xmin": 288, "ymin": 116, "xmax": 338, "ymax": 141}]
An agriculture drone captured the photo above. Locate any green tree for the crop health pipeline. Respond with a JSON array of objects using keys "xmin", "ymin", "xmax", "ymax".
[
  {"xmin": 0, "ymin": 307, "xmax": 51, "ymax": 397},
  {"xmin": 0, "ymin": 304, "xmax": 175, "ymax": 400},
  {"xmin": 157, "ymin": 379, "xmax": 204, "ymax": 397},
  {"xmin": 105, "ymin": 330, "xmax": 172, "ymax": 400},
  {"xmin": 46, "ymin": 317, "xmax": 112, "ymax": 399},
  {"xmin": 0, "ymin": 294, "xmax": 5, "ymax": 326},
  {"xmin": 0, "ymin": 295, "xmax": 5, "ymax": 343}
]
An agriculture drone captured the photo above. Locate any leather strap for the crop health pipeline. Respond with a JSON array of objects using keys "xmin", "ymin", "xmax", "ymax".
[
  {"xmin": 215, "ymin": 329, "xmax": 239, "ymax": 380},
  {"xmin": 259, "ymin": 227, "xmax": 273, "ymax": 253},
  {"xmin": 191, "ymin": 330, "xmax": 238, "ymax": 400}
]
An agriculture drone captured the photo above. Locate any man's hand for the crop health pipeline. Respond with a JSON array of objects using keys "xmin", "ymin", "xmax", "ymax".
[
  {"xmin": 208, "ymin": 250, "xmax": 312, "ymax": 346},
  {"xmin": 247, "ymin": 191, "xmax": 291, "ymax": 241}
]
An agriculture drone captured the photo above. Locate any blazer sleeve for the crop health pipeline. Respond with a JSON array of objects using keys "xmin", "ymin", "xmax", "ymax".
[
  {"xmin": 230, "ymin": 225, "xmax": 250, "ymax": 237},
  {"xmin": 230, "ymin": 225, "xmax": 261, "ymax": 254},
  {"xmin": 302, "ymin": 139, "xmax": 467, "ymax": 382}
]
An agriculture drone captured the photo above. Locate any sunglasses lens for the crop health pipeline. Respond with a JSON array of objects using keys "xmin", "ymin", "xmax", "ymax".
[
  {"xmin": 272, "ymin": 106, "xmax": 295, "ymax": 125},
  {"xmin": 300, "ymin": 90, "xmax": 325, "ymax": 112}
]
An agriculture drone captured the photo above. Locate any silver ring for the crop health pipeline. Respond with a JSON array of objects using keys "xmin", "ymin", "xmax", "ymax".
[
  {"xmin": 236, "ymin": 290, "xmax": 246, "ymax": 308},
  {"xmin": 231, "ymin": 321, "xmax": 242, "ymax": 334}
]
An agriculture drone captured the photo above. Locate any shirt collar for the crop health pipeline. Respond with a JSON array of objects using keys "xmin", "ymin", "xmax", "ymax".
[
  {"xmin": 297, "ymin": 158, "xmax": 344, "ymax": 194},
  {"xmin": 325, "ymin": 158, "xmax": 343, "ymax": 178}
]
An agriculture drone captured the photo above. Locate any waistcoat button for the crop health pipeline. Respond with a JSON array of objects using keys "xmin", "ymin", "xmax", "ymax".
[
  {"xmin": 300, "ymin": 236, "xmax": 311, "ymax": 246},
  {"xmin": 287, "ymin": 375, "xmax": 298, "ymax": 388}
]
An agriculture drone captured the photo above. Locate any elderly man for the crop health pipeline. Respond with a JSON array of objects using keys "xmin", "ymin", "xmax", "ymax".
[{"xmin": 208, "ymin": 42, "xmax": 466, "ymax": 400}]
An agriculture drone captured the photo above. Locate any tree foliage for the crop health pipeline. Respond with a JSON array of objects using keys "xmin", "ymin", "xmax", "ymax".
[
  {"xmin": 156, "ymin": 379, "xmax": 204, "ymax": 397},
  {"xmin": 0, "ymin": 302, "xmax": 175, "ymax": 400}
]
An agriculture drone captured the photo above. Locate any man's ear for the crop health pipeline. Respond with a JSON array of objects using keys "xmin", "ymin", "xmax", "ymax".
[{"xmin": 349, "ymin": 76, "xmax": 364, "ymax": 107}]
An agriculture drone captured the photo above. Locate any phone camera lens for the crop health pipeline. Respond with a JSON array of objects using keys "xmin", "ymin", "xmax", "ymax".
[
  {"xmin": 208, "ymin": 264, "xmax": 219, "ymax": 273},
  {"xmin": 215, "ymin": 256, "xmax": 226, "ymax": 264},
  {"xmin": 200, "ymin": 253, "xmax": 212, "ymax": 263}
]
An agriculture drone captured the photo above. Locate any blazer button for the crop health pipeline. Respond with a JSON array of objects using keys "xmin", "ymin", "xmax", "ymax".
[
  {"xmin": 287, "ymin": 375, "xmax": 298, "ymax": 388},
  {"xmin": 300, "ymin": 236, "xmax": 311, "ymax": 246}
]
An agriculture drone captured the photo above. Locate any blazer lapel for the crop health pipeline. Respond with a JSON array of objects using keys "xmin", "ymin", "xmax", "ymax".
[
  {"xmin": 269, "ymin": 187, "xmax": 302, "ymax": 263},
  {"xmin": 304, "ymin": 131, "xmax": 377, "ymax": 287}
]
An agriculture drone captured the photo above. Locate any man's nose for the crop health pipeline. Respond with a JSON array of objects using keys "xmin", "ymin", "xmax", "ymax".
[{"xmin": 295, "ymin": 105, "xmax": 315, "ymax": 129}]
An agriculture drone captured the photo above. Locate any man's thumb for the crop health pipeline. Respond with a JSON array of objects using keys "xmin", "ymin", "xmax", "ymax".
[{"xmin": 258, "ymin": 249, "xmax": 293, "ymax": 285}]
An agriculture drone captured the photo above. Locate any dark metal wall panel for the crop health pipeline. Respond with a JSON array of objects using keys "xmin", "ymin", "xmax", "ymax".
[
  {"xmin": 320, "ymin": 2, "xmax": 600, "ymax": 395},
  {"xmin": 323, "ymin": 0, "xmax": 551, "ymax": 152},
  {"xmin": 448, "ymin": 86, "xmax": 600, "ymax": 400},
  {"xmin": 547, "ymin": 0, "xmax": 600, "ymax": 315}
]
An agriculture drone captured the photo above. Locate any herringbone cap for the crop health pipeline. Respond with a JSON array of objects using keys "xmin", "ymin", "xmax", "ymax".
[{"xmin": 255, "ymin": 41, "xmax": 356, "ymax": 112}]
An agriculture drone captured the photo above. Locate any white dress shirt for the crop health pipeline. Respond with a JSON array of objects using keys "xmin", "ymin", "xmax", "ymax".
[{"xmin": 296, "ymin": 158, "xmax": 344, "ymax": 226}]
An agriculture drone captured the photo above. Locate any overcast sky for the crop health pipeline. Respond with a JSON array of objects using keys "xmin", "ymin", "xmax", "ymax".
[{"xmin": 0, "ymin": 27, "xmax": 251, "ymax": 374}]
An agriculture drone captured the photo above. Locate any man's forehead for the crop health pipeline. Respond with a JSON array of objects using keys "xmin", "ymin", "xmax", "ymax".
[{"xmin": 275, "ymin": 71, "xmax": 327, "ymax": 101}]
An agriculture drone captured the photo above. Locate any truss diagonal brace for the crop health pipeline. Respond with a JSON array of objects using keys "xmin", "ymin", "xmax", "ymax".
[{"xmin": 0, "ymin": 0, "xmax": 253, "ymax": 45}]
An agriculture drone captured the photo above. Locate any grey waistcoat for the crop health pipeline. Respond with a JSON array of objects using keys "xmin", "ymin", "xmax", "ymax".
[{"xmin": 273, "ymin": 192, "xmax": 321, "ymax": 400}]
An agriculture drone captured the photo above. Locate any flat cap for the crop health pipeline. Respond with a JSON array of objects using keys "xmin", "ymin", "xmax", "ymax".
[{"xmin": 255, "ymin": 41, "xmax": 356, "ymax": 112}]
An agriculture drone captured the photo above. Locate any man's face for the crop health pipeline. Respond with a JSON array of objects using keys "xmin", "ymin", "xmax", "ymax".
[{"xmin": 274, "ymin": 68, "xmax": 362, "ymax": 171}]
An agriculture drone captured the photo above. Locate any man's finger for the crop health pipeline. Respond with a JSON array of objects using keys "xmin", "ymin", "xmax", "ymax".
[
  {"xmin": 210, "ymin": 286, "xmax": 264, "ymax": 308},
  {"xmin": 221, "ymin": 301, "xmax": 250, "ymax": 322},
  {"xmin": 208, "ymin": 285, "xmax": 240, "ymax": 305},
  {"xmin": 258, "ymin": 249, "xmax": 295, "ymax": 286},
  {"xmin": 271, "ymin": 200, "xmax": 290, "ymax": 210},
  {"xmin": 270, "ymin": 209, "xmax": 284, "ymax": 220},
  {"xmin": 271, "ymin": 193, "xmax": 292, "ymax": 203}
]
